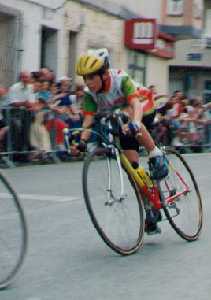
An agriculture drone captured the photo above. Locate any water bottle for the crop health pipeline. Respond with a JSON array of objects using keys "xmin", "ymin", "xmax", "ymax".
[
  {"xmin": 136, "ymin": 167, "xmax": 153, "ymax": 188},
  {"xmin": 132, "ymin": 162, "xmax": 161, "ymax": 209}
]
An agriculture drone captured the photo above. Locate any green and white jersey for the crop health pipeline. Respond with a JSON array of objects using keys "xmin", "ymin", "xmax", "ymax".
[{"xmin": 83, "ymin": 69, "xmax": 138, "ymax": 115}]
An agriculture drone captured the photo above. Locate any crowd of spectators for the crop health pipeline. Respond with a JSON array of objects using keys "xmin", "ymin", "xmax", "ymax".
[
  {"xmin": 0, "ymin": 69, "xmax": 211, "ymax": 166},
  {"xmin": 151, "ymin": 89, "xmax": 211, "ymax": 153},
  {"xmin": 0, "ymin": 68, "xmax": 85, "ymax": 163}
]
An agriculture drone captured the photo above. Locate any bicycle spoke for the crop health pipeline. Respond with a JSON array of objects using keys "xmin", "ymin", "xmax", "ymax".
[
  {"xmin": 160, "ymin": 149, "xmax": 202, "ymax": 240},
  {"xmin": 83, "ymin": 149, "xmax": 144, "ymax": 255}
]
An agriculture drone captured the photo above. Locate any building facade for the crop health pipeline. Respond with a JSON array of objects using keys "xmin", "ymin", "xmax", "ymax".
[
  {"xmin": 161, "ymin": 0, "xmax": 210, "ymax": 99},
  {"xmin": 66, "ymin": 0, "xmax": 176, "ymax": 92},
  {"xmin": 0, "ymin": 0, "xmax": 175, "ymax": 94},
  {"xmin": 138, "ymin": 0, "xmax": 211, "ymax": 99},
  {"xmin": 0, "ymin": 0, "xmax": 66, "ymax": 87}
]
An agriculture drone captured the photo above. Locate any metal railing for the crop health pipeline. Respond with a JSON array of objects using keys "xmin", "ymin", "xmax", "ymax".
[{"xmin": 0, "ymin": 106, "xmax": 210, "ymax": 168}]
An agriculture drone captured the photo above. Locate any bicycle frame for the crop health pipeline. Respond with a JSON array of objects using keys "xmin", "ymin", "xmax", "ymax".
[
  {"xmin": 75, "ymin": 113, "xmax": 191, "ymax": 211},
  {"xmin": 83, "ymin": 113, "xmax": 203, "ymax": 248},
  {"xmin": 118, "ymin": 150, "xmax": 162, "ymax": 209},
  {"xmin": 161, "ymin": 161, "xmax": 190, "ymax": 204},
  {"xmin": 99, "ymin": 115, "xmax": 162, "ymax": 210}
]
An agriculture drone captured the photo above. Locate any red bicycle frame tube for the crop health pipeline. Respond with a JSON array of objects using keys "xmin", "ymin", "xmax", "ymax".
[{"xmin": 164, "ymin": 171, "xmax": 190, "ymax": 205}]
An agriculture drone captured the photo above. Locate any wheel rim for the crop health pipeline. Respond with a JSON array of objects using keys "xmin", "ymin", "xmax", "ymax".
[
  {"xmin": 83, "ymin": 150, "xmax": 144, "ymax": 254},
  {"xmin": 160, "ymin": 151, "xmax": 202, "ymax": 239},
  {"xmin": 0, "ymin": 175, "xmax": 27, "ymax": 288}
]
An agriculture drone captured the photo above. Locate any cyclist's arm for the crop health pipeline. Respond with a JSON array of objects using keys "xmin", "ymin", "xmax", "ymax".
[
  {"xmin": 121, "ymin": 76, "xmax": 144, "ymax": 126},
  {"xmin": 129, "ymin": 97, "xmax": 144, "ymax": 125},
  {"xmin": 81, "ymin": 114, "xmax": 94, "ymax": 141},
  {"xmin": 80, "ymin": 92, "xmax": 97, "ymax": 142}
]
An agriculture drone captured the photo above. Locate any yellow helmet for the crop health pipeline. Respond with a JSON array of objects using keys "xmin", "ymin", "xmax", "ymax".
[{"xmin": 76, "ymin": 48, "xmax": 110, "ymax": 76}]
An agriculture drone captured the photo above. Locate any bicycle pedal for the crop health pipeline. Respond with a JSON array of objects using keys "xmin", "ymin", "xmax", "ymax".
[
  {"xmin": 168, "ymin": 202, "xmax": 177, "ymax": 209},
  {"xmin": 169, "ymin": 188, "xmax": 177, "ymax": 196},
  {"xmin": 145, "ymin": 226, "xmax": 161, "ymax": 236}
]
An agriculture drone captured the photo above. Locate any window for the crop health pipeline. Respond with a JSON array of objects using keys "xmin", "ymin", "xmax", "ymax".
[
  {"xmin": 127, "ymin": 50, "xmax": 146, "ymax": 85},
  {"xmin": 205, "ymin": 9, "xmax": 211, "ymax": 36},
  {"xmin": 193, "ymin": 0, "xmax": 203, "ymax": 19},
  {"xmin": 205, "ymin": 80, "xmax": 211, "ymax": 91},
  {"xmin": 167, "ymin": 0, "xmax": 183, "ymax": 16}
]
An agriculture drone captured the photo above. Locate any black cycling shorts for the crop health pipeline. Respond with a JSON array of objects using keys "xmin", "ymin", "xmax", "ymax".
[
  {"xmin": 119, "ymin": 110, "xmax": 156, "ymax": 151},
  {"xmin": 0, "ymin": 119, "xmax": 6, "ymax": 129}
]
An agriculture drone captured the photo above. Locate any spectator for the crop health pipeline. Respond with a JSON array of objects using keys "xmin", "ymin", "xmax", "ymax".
[
  {"xmin": 38, "ymin": 68, "xmax": 55, "ymax": 83},
  {"xmin": 148, "ymin": 85, "xmax": 168, "ymax": 102},
  {"xmin": 204, "ymin": 102, "xmax": 211, "ymax": 150},
  {"xmin": 30, "ymin": 71, "xmax": 40, "ymax": 83},
  {"xmin": 7, "ymin": 71, "xmax": 35, "ymax": 108},
  {"xmin": 47, "ymin": 77, "xmax": 83, "ymax": 157},
  {"xmin": 67, "ymin": 82, "xmax": 84, "ymax": 127},
  {"xmin": 0, "ymin": 86, "xmax": 8, "ymax": 103},
  {"xmin": 38, "ymin": 80, "xmax": 52, "ymax": 103},
  {"xmin": 45, "ymin": 116, "xmax": 68, "ymax": 160},
  {"xmin": 152, "ymin": 92, "xmax": 186, "ymax": 147},
  {"xmin": 49, "ymin": 76, "xmax": 74, "ymax": 122},
  {"xmin": 171, "ymin": 97, "xmax": 206, "ymax": 152},
  {"xmin": 29, "ymin": 80, "xmax": 52, "ymax": 162},
  {"xmin": 7, "ymin": 71, "xmax": 36, "ymax": 161},
  {"xmin": 73, "ymin": 81, "xmax": 85, "ymax": 113},
  {"xmin": 0, "ymin": 87, "xmax": 9, "ymax": 152}
]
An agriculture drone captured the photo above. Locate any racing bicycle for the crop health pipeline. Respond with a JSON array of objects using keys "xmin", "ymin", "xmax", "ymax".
[
  {"xmin": 0, "ymin": 170, "xmax": 28, "ymax": 288},
  {"xmin": 80, "ymin": 111, "xmax": 203, "ymax": 256}
]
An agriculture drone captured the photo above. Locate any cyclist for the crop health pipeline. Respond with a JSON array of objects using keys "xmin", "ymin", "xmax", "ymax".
[{"xmin": 75, "ymin": 48, "xmax": 168, "ymax": 234}]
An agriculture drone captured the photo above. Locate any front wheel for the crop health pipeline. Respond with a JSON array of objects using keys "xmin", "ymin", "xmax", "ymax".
[
  {"xmin": 159, "ymin": 147, "xmax": 203, "ymax": 241},
  {"xmin": 83, "ymin": 147, "xmax": 145, "ymax": 255},
  {"xmin": 0, "ymin": 171, "xmax": 28, "ymax": 289}
]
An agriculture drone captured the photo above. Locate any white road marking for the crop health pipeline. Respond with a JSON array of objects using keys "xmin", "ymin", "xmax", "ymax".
[{"xmin": 0, "ymin": 193, "xmax": 79, "ymax": 202}]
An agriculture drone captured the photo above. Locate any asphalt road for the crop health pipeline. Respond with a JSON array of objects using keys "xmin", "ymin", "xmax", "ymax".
[{"xmin": 0, "ymin": 153, "xmax": 211, "ymax": 300}]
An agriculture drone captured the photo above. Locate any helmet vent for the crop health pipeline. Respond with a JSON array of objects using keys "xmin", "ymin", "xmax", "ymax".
[
  {"xmin": 90, "ymin": 59, "xmax": 99, "ymax": 69},
  {"xmin": 84, "ymin": 56, "xmax": 89, "ymax": 66}
]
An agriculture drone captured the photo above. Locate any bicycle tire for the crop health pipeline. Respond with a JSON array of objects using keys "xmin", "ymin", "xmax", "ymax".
[
  {"xmin": 83, "ymin": 147, "xmax": 144, "ymax": 255},
  {"xmin": 160, "ymin": 147, "xmax": 203, "ymax": 241},
  {"xmin": 0, "ymin": 171, "xmax": 28, "ymax": 289}
]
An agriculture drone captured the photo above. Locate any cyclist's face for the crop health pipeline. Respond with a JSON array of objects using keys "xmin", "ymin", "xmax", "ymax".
[{"xmin": 83, "ymin": 74, "xmax": 102, "ymax": 93}]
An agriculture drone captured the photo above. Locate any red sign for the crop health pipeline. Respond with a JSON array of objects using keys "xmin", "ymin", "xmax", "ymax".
[{"xmin": 124, "ymin": 18, "xmax": 157, "ymax": 50}]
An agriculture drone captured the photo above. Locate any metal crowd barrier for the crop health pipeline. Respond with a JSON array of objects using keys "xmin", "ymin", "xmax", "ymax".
[
  {"xmin": 0, "ymin": 106, "xmax": 210, "ymax": 168},
  {"xmin": 0, "ymin": 106, "xmax": 69, "ymax": 168}
]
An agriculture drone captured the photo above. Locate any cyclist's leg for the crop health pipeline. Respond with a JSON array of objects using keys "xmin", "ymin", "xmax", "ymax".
[
  {"xmin": 136, "ymin": 123, "xmax": 169, "ymax": 180},
  {"xmin": 119, "ymin": 133, "xmax": 161, "ymax": 235},
  {"xmin": 135, "ymin": 118, "xmax": 165, "ymax": 233},
  {"xmin": 119, "ymin": 131, "xmax": 140, "ymax": 166},
  {"xmin": 122, "ymin": 108, "xmax": 168, "ymax": 179}
]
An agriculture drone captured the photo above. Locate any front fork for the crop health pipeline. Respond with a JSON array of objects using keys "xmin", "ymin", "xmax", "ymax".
[{"xmin": 105, "ymin": 147, "xmax": 126, "ymax": 205}]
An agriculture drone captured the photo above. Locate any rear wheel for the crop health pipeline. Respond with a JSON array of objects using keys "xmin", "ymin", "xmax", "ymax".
[
  {"xmin": 83, "ymin": 147, "xmax": 144, "ymax": 255},
  {"xmin": 159, "ymin": 147, "xmax": 202, "ymax": 241}
]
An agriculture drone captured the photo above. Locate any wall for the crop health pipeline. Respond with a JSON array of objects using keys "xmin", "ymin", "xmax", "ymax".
[
  {"xmin": 0, "ymin": 15, "xmax": 16, "ymax": 86},
  {"xmin": 0, "ymin": 0, "xmax": 172, "ymax": 90},
  {"xmin": 65, "ymin": 1, "xmax": 128, "ymax": 81},
  {"xmin": 169, "ymin": 39, "xmax": 211, "ymax": 67},
  {"xmin": 146, "ymin": 56, "xmax": 169, "ymax": 93},
  {"xmin": 0, "ymin": 0, "xmax": 65, "ymax": 79}
]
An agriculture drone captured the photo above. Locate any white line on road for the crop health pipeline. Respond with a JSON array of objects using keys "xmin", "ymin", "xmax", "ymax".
[{"xmin": 0, "ymin": 193, "xmax": 80, "ymax": 202}]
